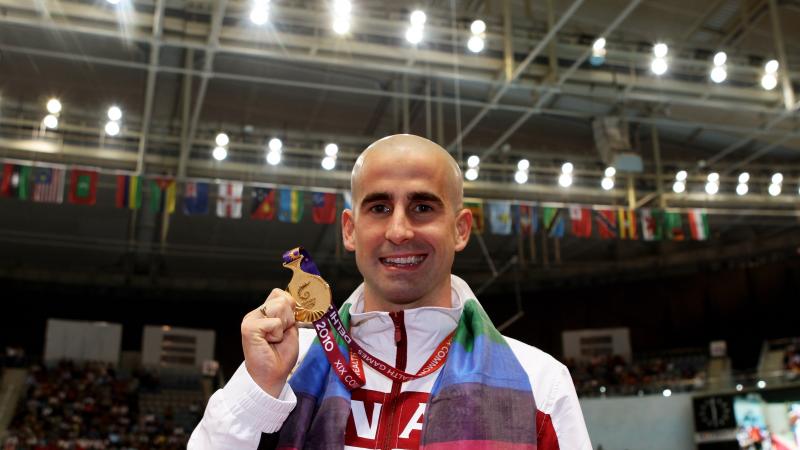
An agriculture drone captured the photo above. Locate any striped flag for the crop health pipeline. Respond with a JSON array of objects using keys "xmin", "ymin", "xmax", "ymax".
[
  {"xmin": 278, "ymin": 189, "xmax": 304, "ymax": 223},
  {"xmin": 595, "ymin": 209, "xmax": 618, "ymax": 239},
  {"xmin": 32, "ymin": 167, "xmax": 64, "ymax": 203},
  {"xmin": 542, "ymin": 207, "xmax": 565, "ymax": 238},
  {"xmin": 115, "ymin": 175, "xmax": 142, "ymax": 209},
  {"xmin": 514, "ymin": 203, "xmax": 537, "ymax": 236},
  {"xmin": 1, "ymin": 164, "xmax": 32, "ymax": 200},
  {"xmin": 149, "ymin": 178, "xmax": 176, "ymax": 214},
  {"xmin": 617, "ymin": 208, "xmax": 638, "ymax": 240},
  {"xmin": 688, "ymin": 209, "xmax": 709, "ymax": 241},
  {"xmin": 217, "ymin": 182, "xmax": 243, "ymax": 218}
]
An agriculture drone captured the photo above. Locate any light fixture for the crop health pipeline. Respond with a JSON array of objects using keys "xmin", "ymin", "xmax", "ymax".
[
  {"xmin": 735, "ymin": 384, "xmax": 743, "ymax": 392},
  {"xmin": 676, "ymin": 170, "xmax": 688, "ymax": 181},
  {"xmin": 601, "ymin": 177, "xmax": 614, "ymax": 190},
  {"xmin": 321, "ymin": 156, "xmax": 336, "ymax": 170},
  {"xmin": 268, "ymin": 137, "xmax": 283, "ymax": 152},
  {"xmin": 514, "ymin": 170, "xmax": 528, "ymax": 184},
  {"xmin": 771, "ymin": 172, "xmax": 783, "ymax": 184},
  {"xmin": 768, "ymin": 183, "xmax": 781, "ymax": 196},
  {"xmin": 332, "ymin": 17, "xmax": 350, "ymax": 34},
  {"xmin": 467, "ymin": 36, "xmax": 485, "ymax": 53},
  {"xmin": 561, "ymin": 162, "xmax": 574, "ymax": 174},
  {"xmin": 266, "ymin": 150, "xmax": 281, "ymax": 166},
  {"xmin": 467, "ymin": 155, "xmax": 480, "ymax": 168},
  {"xmin": 651, "ymin": 58, "xmax": 668, "ymax": 75},
  {"xmin": 106, "ymin": 0, "xmax": 121, "ymax": 4},
  {"xmin": 736, "ymin": 183, "xmax": 748, "ymax": 196},
  {"xmin": 757, "ymin": 380, "xmax": 766, "ymax": 389},
  {"xmin": 107, "ymin": 105, "xmax": 122, "ymax": 121},
  {"xmin": 467, "ymin": 19, "xmax": 486, "ymax": 53},
  {"xmin": 465, "ymin": 168, "xmax": 478, "ymax": 181},
  {"xmin": 713, "ymin": 51, "xmax": 727, "ymax": 66},
  {"xmin": 662, "ymin": 389, "xmax": 672, "ymax": 397},
  {"xmin": 410, "ymin": 10, "xmax": 426, "ymax": 26},
  {"xmin": 593, "ymin": 38, "xmax": 606, "ymax": 52},
  {"xmin": 333, "ymin": 0, "xmax": 351, "ymax": 14},
  {"xmin": 672, "ymin": 181, "xmax": 686, "ymax": 193},
  {"xmin": 599, "ymin": 386, "xmax": 607, "ymax": 394},
  {"xmin": 517, "ymin": 159, "xmax": 530, "ymax": 171},
  {"xmin": 558, "ymin": 173, "xmax": 573, "ymax": 187},
  {"xmin": 738, "ymin": 172, "xmax": 750, "ymax": 184},
  {"xmin": 324, "ymin": 143, "xmax": 339, "ymax": 157},
  {"xmin": 104, "ymin": 121, "xmax": 120, "ymax": 136},
  {"xmin": 212, "ymin": 146, "xmax": 227, "ymax": 161},
  {"xmin": 762, "ymin": 60, "xmax": 779, "ymax": 90},
  {"xmin": 653, "ymin": 43, "xmax": 668, "ymax": 58},
  {"xmin": 331, "ymin": 0, "xmax": 351, "ymax": 34},
  {"xmin": 707, "ymin": 172, "xmax": 719, "ymax": 183},
  {"xmin": 406, "ymin": 10, "xmax": 426, "ymax": 45},
  {"xmin": 710, "ymin": 66, "xmax": 727, "ymax": 83},
  {"xmin": 215, "ymin": 132, "xmax": 230, "ymax": 147},
  {"xmin": 470, "ymin": 20, "xmax": 486, "ymax": 34},
  {"xmin": 250, "ymin": 0, "xmax": 270, "ymax": 26},
  {"xmin": 604, "ymin": 166, "xmax": 616, "ymax": 177},
  {"xmin": 46, "ymin": 98, "xmax": 62, "ymax": 114},
  {"xmin": 43, "ymin": 114, "xmax": 59, "ymax": 129},
  {"xmin": 705, "ymin": 181, "xmax": 719, "ymax": 195},
  {"xmin": 765, "ymin": 59, "xmax": 779, "ymax": 74},
  {"xmin": 590, "ymin": 37, "xmax": 607, "ymax": 66}
]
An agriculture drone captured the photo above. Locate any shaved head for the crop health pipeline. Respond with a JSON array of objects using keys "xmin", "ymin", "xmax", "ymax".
[{"xmin": 351, "ymin": 134, "xmax": 463, "ymax": 210}]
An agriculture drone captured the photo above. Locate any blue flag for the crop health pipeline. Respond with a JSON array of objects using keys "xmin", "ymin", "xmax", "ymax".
[
  {"xmin": 488, "ymin": 201, "xmax": 512, "ymax": 235},
  {"xmin": 183, "ymin": 182, "xmax": 209, "ymax": 215}
]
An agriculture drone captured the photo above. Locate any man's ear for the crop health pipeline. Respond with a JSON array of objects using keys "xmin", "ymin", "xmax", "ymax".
[
  {"xmin": 454, "ymin": 207, "xmax": 472, "ymax": 252},
  {"xmin": 342, "ymin": 209, "xmax": 356, "ymax": 252}
]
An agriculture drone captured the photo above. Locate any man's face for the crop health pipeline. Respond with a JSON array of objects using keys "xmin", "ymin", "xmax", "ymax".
[{"xmin": 342, "ymin": 146, "xmax": 471, "ymax": 311}]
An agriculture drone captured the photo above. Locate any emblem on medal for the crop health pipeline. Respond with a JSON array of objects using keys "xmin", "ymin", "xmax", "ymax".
[{"xmin": 282, "ymin": 250, "xmax": 331, "ymax": 323}]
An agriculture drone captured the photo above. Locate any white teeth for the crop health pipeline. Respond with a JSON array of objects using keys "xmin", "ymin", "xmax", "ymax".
[{"xmin": 383, "ymin": 255, "xmax": 424, "ymax": 265}]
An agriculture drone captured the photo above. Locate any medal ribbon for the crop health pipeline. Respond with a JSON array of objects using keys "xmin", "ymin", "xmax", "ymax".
[{"xmin": 283, "ymin": 248, "xmax": 453, "ymax": 390}]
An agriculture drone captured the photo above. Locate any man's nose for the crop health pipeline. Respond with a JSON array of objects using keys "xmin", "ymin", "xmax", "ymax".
[{"xmin": 385, "ymin": 209, "xmax": 414, "ymax": 244}]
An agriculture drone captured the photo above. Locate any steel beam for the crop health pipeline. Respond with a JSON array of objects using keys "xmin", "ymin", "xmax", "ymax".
[
  {"xmin": 767, "ymin": 0, "xmax": 796, "ymax": 110},
  {"xmin": 135, "ymin": 0, "xmax": 165, "ymax": 174}
]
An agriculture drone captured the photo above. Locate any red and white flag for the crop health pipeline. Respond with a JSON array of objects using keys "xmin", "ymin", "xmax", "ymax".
[{"xmin": 216, "ymin": 182, "xmax": 243, "ymax": 218}]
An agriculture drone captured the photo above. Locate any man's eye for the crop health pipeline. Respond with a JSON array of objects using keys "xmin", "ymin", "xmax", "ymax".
[
  {"xmin": 369, "ymin": 205, "xmax": 390, "ymax": 214},
  {"xmin": 413, "ymin": 204, "xmax": 433, "ymax": 213}
]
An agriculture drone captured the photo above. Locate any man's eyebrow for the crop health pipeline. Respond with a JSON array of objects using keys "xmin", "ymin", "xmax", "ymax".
[
  {"xmin": 408, "ymin": 192, "xmax": 445, "ymax": 206},
  {"xmin": 360, "ymin": 192, "xmax": 392, "ymax": 204}
]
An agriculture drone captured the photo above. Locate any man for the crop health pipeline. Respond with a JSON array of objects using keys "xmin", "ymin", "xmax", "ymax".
[{"xmin": 189, "ymin": 134, "xmax": 590, "ymax": 449}]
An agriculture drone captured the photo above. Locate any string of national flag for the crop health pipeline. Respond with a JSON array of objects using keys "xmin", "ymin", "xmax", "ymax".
[{"xmin": 1, "ymin": 163, "xmax": 710, "ymax": 239}]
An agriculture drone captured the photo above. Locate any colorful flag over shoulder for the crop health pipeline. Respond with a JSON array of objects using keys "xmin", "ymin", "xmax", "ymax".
[
  {"xmin": 464, "ymin": 199, "xmax": 484, "ymax": 234},
  {"xmin": 488, "ymin": 201, "xmax": 512, "ymax": 235},
  {"xmin": 278, "ymin": 189, "xmax": 304, "ymax": 223},
  {"xmin": 68, "ymin": 169, "xmax": 98, "ymax": 205},
  {"xmin": 1, "ymin": 164, "xmax": 32, "ymax": 200},
  {"xmin": 115, "ymin": 175, "xmax": 142, "ymax": 210},
  {"xmin": 688, "ymin": 209, "xmax": 709, "ymax": 241},
  {"xmin": 569, "ymin": 205, "xmax": 592, "ymax": 238},
  {"xmin": 217, "ymin": 182, "xmax": 243, "ymax": 218},
  {"xmin": 542, "ymin": 207, "xmax": 565, "ymax": 238},
  {"xmin": 312, "ymin": 192, "xmax": 337, "ymax": 224},
  {"xmin": 618, "ymin": 208, "xmax": 638, "ymax": 240},
  {"xmin": 32, "ymin": 167, "xmax": 64, "ymax": 204},
  {"xmin": 183, "ymin": 182, "xmax": 209, "ymax": 215},
  {"xmin": 149, "ymin": 178, "xmax": 176, "ymax": 214},
  {"xmin": 595, "ymin": 209, "xmax": 618, "ymax": 239},
  {"xmin": 640, "ymin": 209, "xmax": 663, "ymax": 241},
  {"xmin": 251, "ymin": 187, "xmax": 276, "ymax": 220},
  {"xmin": 514, "ymin": 203, "xmax": 537, "ymax": 236},
  {"xmin": 664, "ymin": 211, "xmax": 685, "ymax": 241}
]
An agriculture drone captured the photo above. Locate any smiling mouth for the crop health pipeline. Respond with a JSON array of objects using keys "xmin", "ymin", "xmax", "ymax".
[{"xmin": 379, "ymin": 255, "xmax": 427, "ymax": 268}]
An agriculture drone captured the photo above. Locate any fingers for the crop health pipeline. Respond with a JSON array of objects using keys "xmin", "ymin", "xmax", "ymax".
[{"xmin": 242, "ymin": 289, "xmax": 297, "ymax": 343}]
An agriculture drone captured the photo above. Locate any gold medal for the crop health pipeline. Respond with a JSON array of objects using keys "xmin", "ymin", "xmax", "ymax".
[{"xmin": 283, "ymin": 254, "xmax": 332, "ymax": 323}]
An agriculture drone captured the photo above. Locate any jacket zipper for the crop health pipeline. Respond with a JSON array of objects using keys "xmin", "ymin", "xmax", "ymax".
[{"xmin": 381, "ymin": 311, "xmax": 407, "ymax": 450}]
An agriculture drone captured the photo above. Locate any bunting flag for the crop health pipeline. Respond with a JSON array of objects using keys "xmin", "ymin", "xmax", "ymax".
[
  {"xmin": 68, "ymin": 169, "xmax": 98, "ymax": 205},
  {"xmin": 278, "ymin": 189, "xmax": 304, "ymax": 223},
  {"xmin": 569, "ymin": 205, "xmax": 592, "ymax": 238},
  {"xmin": 640, "ymin": 209, "xmax": 663, "ymax": 242},
  {"xmin": 488, "ymin": 201, "xmax": 512, "ymax": 235},
  {"xmin": 1, "ymin": 164, "xmax": 32, "ymax": 200},
  {"xmin": 183, "ymin": 182, "xmax": 209, "ymax": 215},
  {"xmin": 32, "ymin": 167, "xmax": 64, "ymax": 204},
  {"xmin": 251, "ymin": 187, "xmax": 276, "ymax": 220},
  {"xmin": 663, "ymin": 211, "xmax": 685, "ymax": 241},
  {"xmin": 688, "ymin": 209, "xmax": 709, "ymax": 241},
  {"xmin": 311, "ymin": 192, "xmax": 337, "ymax": 224},
  {"xmin": 464, "ymin": 199, "xmax": 484, "ymax": 234},
  {"xmin": 149, "ymin": 178, "xmax": 176, "ymax": 214},
  {"xmin": 217, "ymin": 182, "xmax": 243, "ymax": 218},
  {"xmin": 343, "ymin": 191, "xmax": 353, "ymax": 210},
  {"xmin": 514, "ymin": 203, "xmax": 537, "ymax": 236},
  {"xmin": 617, "ymin": 208, "xmax": 638, "ymax": 240},
  {"xmin": 115, "ymin": 175, "xmax": 142, "ymax": 210},
  {"xmin": 595, "ymin": 209, "xmax": 618, "ymax": 239},
  {"xmin": 542, "ymin": 207, "xmax": 565, "ymax": 238}
]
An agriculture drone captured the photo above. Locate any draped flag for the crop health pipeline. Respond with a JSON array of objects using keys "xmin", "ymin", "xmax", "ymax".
[
  {"xmin": 183, "ymin": 182, "xmax": 209, "ymax": 215},
  {"xmin": 32, "ymin": 167, "xmax": 64, "ymax": 204},
  {"xmin": 464, "ymin": 199, "xmax": 484, "ymax": 234},
  {"xmin": 542, "ymin": 207, "xmax": 565, "ymax": 238},
  {"xmin": 217, "ymin": 182, "xmax": 243, "ymax": 218},
  {"xmin": 251, "ymin": 187, "xmax": 276, "ymax": 220},
  {"xmin": 149, "ymin": 178, "xmax": 176, "ymax": 214},
  {"xmin": 278, "ymin": 189, "xmax": 304, "ymax": 223},
  {"xmin": 664, "ymin": 211, "xmax": 685, "ymax": 241},
  {"xmin": 115, "ymin": 175, "xmax": 142, "ymax": 210},
  {"xmin": 688, "ymin": 209, "xmax": 709, "ymax": 241},
  {"xmin": 640, "ymin": 209, "xmax": 663, "ymax": 241},
  {"xmin": 595, "ymin": 209, "xmax": 618, "ymax": 239},
  {"xmin": 488, "ymin": 201, "xmax": 512, "ymax": 235},
  {"xmin": 569, "ymin": 205, "xmax": 592, "ymax": 238},
  {"xmin": 617, "ymin": 208, "xmax": 638, "ymax": 240},
  {"xmin": 1, "ymin": 164, "xmax": 32, "ymax": 200},
  {"xmin": 312, "ymin": 192, "xmax": 337, "ymax": 224},
  {"xmin": 514, "ymin": 203, "xmax": 537, "ymax": 236},
  {"xmin": 343, "ymin": 191, "xmax": 353, "ymax": 210},
  {"xmin": 68, "ymin": 169, "xmax": 98, "ymax": 205}
]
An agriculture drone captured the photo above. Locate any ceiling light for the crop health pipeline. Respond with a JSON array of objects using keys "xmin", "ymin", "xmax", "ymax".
[
  {"xmin": 738, "ymin": 172, "xmax": 750, "ymax": 184},
  {"xmin": 321, "ymin": 156, "xmax": 336, "ymax": 170},
  {"xmin": 558, "ymin": 173, "xmax": 573, "ymax": 187},
  {"xmin": 672, "ymin": 181, "xmax": 685, "ymax": 193},
  {"xmin": 765, "ymin": 59, "xmax": 779, "ymax": 74},
  {"xmin": 215, "ymin": 132, "xmax": 229, "ymax": 147},
  {"xmin": 107, "ymin": 105, "xmax": 122, "ymax": 121},
  {"xmin": 46, "ymin": 98, "xmax": 62, "ymax": 114},
  {"xmin": 662, "ymin": 389, "xmax": 672, "ymax": 397},
  {"xmin": 467, "ymin": 155, "xmax": 480, "ymax": 168},
  {"xmin": 465, "ymin": 168, "xmax": 478, "ymax": 181},
  {"xmin": 406, "ymin": 27, "xmax": 423, "ymax": 44},
  {"xmin": 212, "ymin": 146, "xmax": 227, "ymax": 161},
  {"xmin": 324, "ymin": 143, "xmax": 339, "ymax": 157},
  {"xmin": 713, "ymin": 52, "xmax": 727, "ymax": 66},
  {"xmin": 517, "ymin": 159, "xmax": 530, "ymax": 171},
  {"xmin": 106, "ymin": 0, "xmax": 121, "ymax": 4},
  {"xmin": 676, "ymin": 170, "xmax": 687, "ymax": 181},
  {"xmin": 771, "ymin": 173, "xmax": 783, "ymax": 184},
  {"xmin": 601, "ymin": 177, "xmax": 614, "ymax": 190},
  {"xmin": 761, "ymin": 74, "xmax": 778, "ymax": 90},
  {"xmin": 768, "ymin": 183, "xmax": 781, "ymax": 196},
  {"xmin": 736, "ymin": 384, "xmax": 743, "ymax": 392},
  {"xmin": 266, "ymin": 149, "xmax": 281, "ymax": 165},
  {"xmin": 43, "ymin": 114, "xmax": 59, "ymax": 129},
  {"xmin": 653, "ymin": 43, "xmax": 668, "ymax": 58},
  {"xmin": 104, "ymin": 121, "xmax": 120, "ymax": 136},
  {"xmin": 332, "ymin": 17, "xmax": 350, "ymax": 34},
  {"xmin": 710, "ymin": 66, "xmax": 727, "ymax": 83},
  {"xmin": 470, "ymin": 20, "xmax": 486, "ymax": 35},
  {"xmin": 736, "ymin": 183, "xmax": 748, "ymax": 196},
  {"xmin": 604, "ymin": 166, "xmax": 616, "ymax": 177},
  {"xmin": 410, "ymin": 10, "xmax": 426, "ymax": 26},
  {"xmin": 705, "ymin": 181, "xmax": 719, "ymax": 195},
  {"xmin": 707, "ymin": 172, "xmax": 719, "ymax": 183},
  {"xmin": 593, "ymin": 37, "xmax": 606, "ymax": 51},
  {"xmin": 757, "ymin": 380, "xmax": 767, "ymax": 389},
  {"xmin": 514, "ymin": 171, "xmax": 528, "ymax": 184},
  {"xmin": 651, "ymin": 58, "xmax": 668, "ymax": 75},
  {"xmin": 467, "ymin": 36, "xmax": 485, "ymax": 53},
  {"xmin": 333, "ymin": 0, "xmax": 351, "ymax": 15},
  {"xmin": 250, "ymin": 0, "xmax": 269, "ymax": 25},
  {"xmin": 561, "ymin": 162, "xmax": 573, "ymax": 174},
  {"xmin": 268, "ymin": 137, "xmax": 283, "ymax": 152}
]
